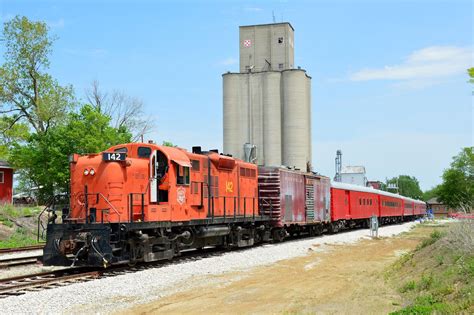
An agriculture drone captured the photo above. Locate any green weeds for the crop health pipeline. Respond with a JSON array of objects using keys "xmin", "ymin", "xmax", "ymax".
[{"xmin": 390, "ymin": 221, "xmax": 474, "ymax": 314}]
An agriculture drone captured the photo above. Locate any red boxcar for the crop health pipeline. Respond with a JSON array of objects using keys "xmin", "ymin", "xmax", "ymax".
[
  {"xmin": 258, "ymin": 167, "xmax": 331, "ymax": 229},
  {"xmin": 0, "ymin": 161, "xmax": 13, "ymax": 204}
]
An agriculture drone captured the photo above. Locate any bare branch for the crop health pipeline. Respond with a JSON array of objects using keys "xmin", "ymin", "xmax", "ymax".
[
  {"xmin": 0, "ymin": 108, "xmax": 21, "ymax": 114},
  {"xmin": 85, "ymin": 80, "xmax": 107, "ymax": 113},
  {"xmin": 85, "ymin": 81, "xmax": 155, "ymax": 140}
]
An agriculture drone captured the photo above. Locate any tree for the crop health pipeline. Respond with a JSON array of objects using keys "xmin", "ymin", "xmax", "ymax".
[
  {"xmin": 11, "ymin": 105, "xmax": 131, "ymax": 201},
  {"xmin": 423, "ymin": 185, "xmax": 440, "ymax": 202},
  {"xmin": 437, "ymin": 147, "xmax": 473, "ymax": 212},
  {"xmin": 468, "ymin": 68, "xmax": 474, "ymax": 84},
  {"xmin": 162, "ymin": 141, "xmax": 176, "ymax": 147},
  {"xmin": 386, "ymin": 175, "xmax": 423, "ymax": 199},
  {"xmin": 0, "ymin": 16, "xmax": 75, "ymax": 137},
  {"xmin": 85, "ymin": 81, "xmax": 154, "ymax": 141}
]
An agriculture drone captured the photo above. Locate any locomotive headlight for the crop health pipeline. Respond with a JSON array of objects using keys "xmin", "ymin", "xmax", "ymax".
[
  {"xmin": 89, "ymin": 168, "xmax": 95, "ymax": 176},
  {"xmin": 84, "ymin": 169, "xmax": 89, "ymax": 176}
]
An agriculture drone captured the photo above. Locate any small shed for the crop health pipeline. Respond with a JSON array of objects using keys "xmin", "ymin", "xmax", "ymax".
[
  {"xmin": 427, "ymin": 197, "xmax": 454, "ymax": 217},
  {"xmin": 0, "ymin": 160, "xmax": 13, "ymax": 204}
]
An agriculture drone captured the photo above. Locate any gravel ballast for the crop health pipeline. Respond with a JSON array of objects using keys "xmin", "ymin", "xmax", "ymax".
[{"xmin": 0, "ymin": 221, "xmax": 419, "ymax": 314}]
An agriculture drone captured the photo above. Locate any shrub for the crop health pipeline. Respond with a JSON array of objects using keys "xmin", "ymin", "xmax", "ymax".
[{"xmin": 400, "ymin": 280, "xmax": 416, "ymax": 293}]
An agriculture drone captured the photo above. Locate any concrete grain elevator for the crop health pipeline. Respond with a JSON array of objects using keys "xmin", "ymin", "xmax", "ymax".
[{"xmin": 223, "ymin": 22, "xmax": 312, "ymax": 171}]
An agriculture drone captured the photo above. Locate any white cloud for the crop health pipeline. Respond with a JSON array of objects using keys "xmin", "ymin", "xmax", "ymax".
[
  {"xmin": 218, "ymin": 57, "xmax": 238, "ymax": 66},
  {"xmin": 350, "ymin": 46, "xmax": 473, "ymax": 83}
]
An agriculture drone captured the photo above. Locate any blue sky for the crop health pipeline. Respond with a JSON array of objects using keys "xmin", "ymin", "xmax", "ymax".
[{"xmin": 0, "ymin": 0, "xmax": 472, "ymax": 190}]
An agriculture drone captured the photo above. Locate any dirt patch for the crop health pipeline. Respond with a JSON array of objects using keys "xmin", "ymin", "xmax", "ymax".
[
  {"xmin": 126, "ymin": 226, "xmax": 438, "ymax": 315},
  {"xmin": 0, "ymin": 224, "xmax": 14, "ymax": 240}
]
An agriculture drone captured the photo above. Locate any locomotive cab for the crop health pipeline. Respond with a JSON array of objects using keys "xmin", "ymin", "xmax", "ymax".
[{"xmin": 150, "ymin": 149, "xmax": 171, "ymax": 203}]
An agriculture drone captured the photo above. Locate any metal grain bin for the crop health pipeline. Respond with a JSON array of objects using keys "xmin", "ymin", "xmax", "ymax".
[{"xmin": 281, "ymin": 69, "xmax": 312, "ymax": 171}]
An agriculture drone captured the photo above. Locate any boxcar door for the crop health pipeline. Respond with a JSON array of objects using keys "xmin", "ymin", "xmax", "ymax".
[{"xmin": 150, "ymin": 150, "xmax": 158, "ymax": 203}]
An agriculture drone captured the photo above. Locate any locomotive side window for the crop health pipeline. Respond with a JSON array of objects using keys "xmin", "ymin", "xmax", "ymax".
[
  {"xmin": 177, "ymin": 165, "xmax": 190, "ymax": 185},
  {"xmin": 191, "ymin": 159, "xmax": 200, "ymax": 171},
  {"xmin": 138, "ymin": 147, "xmax": 152, "ymax": 158}
]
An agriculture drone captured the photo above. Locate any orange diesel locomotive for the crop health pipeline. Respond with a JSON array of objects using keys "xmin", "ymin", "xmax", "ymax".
[{"xmin": 43, "ymin": 143, "xmax": 266, "ymax": 266}]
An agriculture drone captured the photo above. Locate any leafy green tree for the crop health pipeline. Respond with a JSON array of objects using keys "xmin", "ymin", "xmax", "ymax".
[
  {"xmin": 0, "ymin": 16, "xmax": 75, "ymax": 137},
  {"xmin": 162, "ymin": 141, "xmax": 176, "ymax": 147},
  {"xmin": 468, "ymin": 68, "xmax": 474, "ymax": 84},
  {"xmin": 387, "ymin": 175, "xmax": 423, "ymax": 199},
  {"xmin": 437, "ymin": 147, "xmax": 473, "ymax": 212},
  {"xmin": 11, "ymin": 105, "xmax": 131, "ymax": 201},
  {"xmin": 423, "ymin": 185, "xmax": 441, "ymax": 202}
]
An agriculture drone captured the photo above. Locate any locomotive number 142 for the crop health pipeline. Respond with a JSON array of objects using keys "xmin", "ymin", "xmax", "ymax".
[{"xmin": 102, "ymin": 152, "xmax": 126, "ymax": 162}]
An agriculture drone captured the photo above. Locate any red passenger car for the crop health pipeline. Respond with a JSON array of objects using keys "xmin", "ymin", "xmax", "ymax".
[
  {"xmin": 0, "ymin": 161, "xmax": 13, "ymax": 204},
  {"xmin": 330, "ymin": 182, "xmax": 423, "ymax": 228}
]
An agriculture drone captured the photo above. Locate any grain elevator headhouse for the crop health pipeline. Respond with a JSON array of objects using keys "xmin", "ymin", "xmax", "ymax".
[{"xmin": 223, "ymin": 22, "xmax": 312, "ymax": 171}]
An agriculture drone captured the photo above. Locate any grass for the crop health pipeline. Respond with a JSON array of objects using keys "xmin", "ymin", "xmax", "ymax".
[
  {"xmin": 389, "ymin": 220, "xmax": 474, "ymax": 314},
  {"xmin": 0, "ymin": 227, "xmax": 39, "ymax": 248},
  {"xmin": 0, "ymin": 204, "xmax": 43, "ymax": 248}
]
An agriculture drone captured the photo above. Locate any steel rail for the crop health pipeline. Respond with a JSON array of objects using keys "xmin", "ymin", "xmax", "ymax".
[{"xmin": 0, "ymin": 244, "xmax": 44, "ymax": 254}]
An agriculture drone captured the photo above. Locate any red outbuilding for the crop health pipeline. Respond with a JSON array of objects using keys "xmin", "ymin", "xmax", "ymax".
[{"xmin": 0, "ymin": 160, "xmax": 13, "ymax": 204}]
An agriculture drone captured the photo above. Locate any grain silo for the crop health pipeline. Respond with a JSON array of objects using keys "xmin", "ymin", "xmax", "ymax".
[
  {"xmin": 281, "ymin": 69, "xmax": 311, "ymax": 170},
  {"xmin": 223, "ymin": 22, "xmax": 312, "ymax": 171}
]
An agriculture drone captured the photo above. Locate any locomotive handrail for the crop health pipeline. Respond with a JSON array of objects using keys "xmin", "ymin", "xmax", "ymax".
[
  {"xmin": 80, "ymin": 192, "xmax": 121, "ymax": 223},
  {"xmin": 209, "ymin": 196, "xmax": 258, "ymax": 223},
  {"xmin": 37, "ymin": 194, "xmax": 69, "ymax": 241},
  {"xmin": 96, "ymin": 193, "xmax": 121, "ymax": 223}
]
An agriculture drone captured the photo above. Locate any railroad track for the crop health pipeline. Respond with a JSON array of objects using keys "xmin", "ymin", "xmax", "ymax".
[
  {"xmin": 0, "ymin": 244, "xmax": 44, "ymax": 254},
  {"xmin": 0, "ymin": 269, "xmax": 100, "ymax": 298},
  {"xmin": 0, "ymin": 255, "xmax": 42, "ymax": 269},
  {"xmin": 0, "ymin": 246, "xmax": 230, "ymax": 299}
]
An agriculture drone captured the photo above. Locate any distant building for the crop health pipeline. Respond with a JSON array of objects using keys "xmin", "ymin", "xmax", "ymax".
[
  {"xmin": 341, "ymin": 166, "xmax": 367, "ymax": 186},
  {"xmin": 367, "ymin": 180, "xmax": 383, "ymax": 190},
  {"xmin": 0, "ymin": 160, "xmax": 13, "ymax": 204},
  {"xmin": 427, "ymin": 198, "xmax": 454, "ymax": 217}
]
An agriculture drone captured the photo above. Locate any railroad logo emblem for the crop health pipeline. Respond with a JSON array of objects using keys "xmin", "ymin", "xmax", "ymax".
[
  {"xmin": 177, "ymin": 187, "xmax": 186, "ymax": 205},
  {"xmin": 243, "ymin": 39, "xmax": 251, "ymax": 47},
  {"xmin": 226, "ymin": 181, "xmax": 234, "ymax": 193}
]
